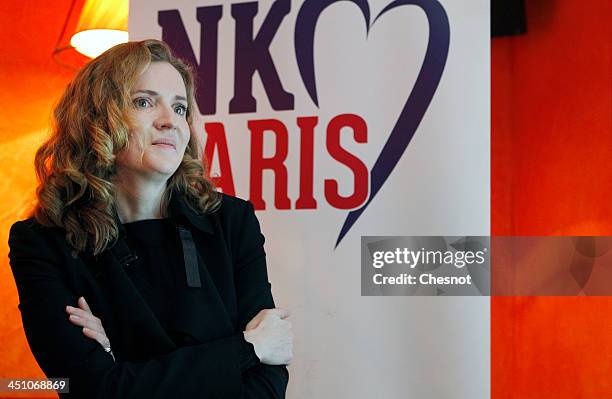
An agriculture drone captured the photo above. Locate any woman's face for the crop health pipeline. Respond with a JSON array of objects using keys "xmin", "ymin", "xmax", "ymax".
[{"xmin": 115, "ymin": 61, "xmax": 191, "ymax": 181}]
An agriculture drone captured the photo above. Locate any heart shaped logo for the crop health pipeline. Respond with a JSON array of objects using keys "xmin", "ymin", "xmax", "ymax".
[{"xmin": 294, "ymin": 0, "xmax": 450, "ymax": 247}]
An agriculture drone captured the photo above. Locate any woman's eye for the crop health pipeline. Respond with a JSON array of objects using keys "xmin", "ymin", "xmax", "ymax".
[
  {"xmin": 174, "ymin": 104, "xmax": 188, "ymax": 116},
  {"xmin": 133, "ymin": 98, "xmax": 151, "ymax": 109}
]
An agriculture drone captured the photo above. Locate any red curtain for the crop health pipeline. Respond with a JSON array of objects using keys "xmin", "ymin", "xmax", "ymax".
[{"xmin": 492, "ymin": 1, "xmax": 612, "ymax": 397}]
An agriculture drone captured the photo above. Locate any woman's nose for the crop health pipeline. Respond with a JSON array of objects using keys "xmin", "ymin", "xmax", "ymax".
[{"xmin": 153, "ymin": 104, "xmax": 176, "ymax": 130}]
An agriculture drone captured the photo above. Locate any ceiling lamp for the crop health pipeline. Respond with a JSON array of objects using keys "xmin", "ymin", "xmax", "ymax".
[{"xmin": 54, "ymin": 0, "xmax": 129, "ymax": 67}]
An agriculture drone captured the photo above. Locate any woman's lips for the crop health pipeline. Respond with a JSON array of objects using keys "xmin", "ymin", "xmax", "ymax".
[{"xmin": 152, "ymin": 141, "xmax": 176, "ymax": 150}]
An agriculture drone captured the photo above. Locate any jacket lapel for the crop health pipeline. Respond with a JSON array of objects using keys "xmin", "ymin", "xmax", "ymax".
[
  {"xmin": 168, "ymin": 194, "xmax": 238, "ymax": 328},
  {"xmin": 167, "ymin": 235, "xmax": 235, "ymax": 343},
  {"xmin": 164, "ymin": 195, "xmax": 238, "ymax": 343},
  {"xmin": 85, "ymin": 207, "xmax": 178, "ymax": 361},
  {"xmin": 98, "ymin": 248, "xmax": 178, "ymax": 361},
  {"xmin": 85, "ymin": 193, "xmax": 238, "ymax": 359}
]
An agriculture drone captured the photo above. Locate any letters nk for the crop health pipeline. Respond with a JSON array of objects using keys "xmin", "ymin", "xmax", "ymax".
[{"xmin": 158, "ymin": 0, "xmax": 370, "ymax": 211}]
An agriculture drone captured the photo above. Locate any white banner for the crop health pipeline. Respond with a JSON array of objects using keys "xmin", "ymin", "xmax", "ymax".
[{"xmin": 130, "ymin": 1, "xmax": 489, "ymax": 397}]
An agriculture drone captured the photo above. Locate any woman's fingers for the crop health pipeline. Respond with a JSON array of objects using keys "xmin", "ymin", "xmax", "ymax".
[
  {"xmin": 245, "ymin": 314, "xmax": 262, "ymax": 330},
  {"xmin": 68, "ymin": 314, "xmax": 103, "ymax": 333},
  {"xmin": 66, "ymin": 306, "xmax": 98, "ymax": 320},
  {"xmin": 78, "ymin": 296, "xmax": 91, "ymax": 312},
  {"xmin": 65, "ymin": 298, "xmax": 110, "ymax": 349},
  {"xmin": 243, "ymin": 308, "xmax": 293, "ymax": 365},
  {"xmin": 66, "ymin": 308, "xmax": 104, "ymax": 330},
  {"xmin": 245, "ymin": 308, "xmax": 291, "ymax": 330},
  {"xmin": 82, "ymin": 327, "xmax": 111, "ymax": 348},
  {"xmin": 66, "ymin": 307, "xmax": 104, "ymax": 331},
  {"xmin": 65, "ymin": 297, "xmax": 93, "ymax": 318}
]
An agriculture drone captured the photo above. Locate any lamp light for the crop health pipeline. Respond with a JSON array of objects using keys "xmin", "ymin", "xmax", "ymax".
[{"xmin": 54, "ymin": 0, "xmax": 129, "ymax": 68}]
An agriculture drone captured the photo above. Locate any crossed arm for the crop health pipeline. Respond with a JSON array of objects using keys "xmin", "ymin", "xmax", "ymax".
[
  {"xmin": 64, "ymin": 297, "xmax": 292, "ymax": 374},
  {"xmin": 8, "ymin": 203, "xmax": 292, "ymax": 398}
]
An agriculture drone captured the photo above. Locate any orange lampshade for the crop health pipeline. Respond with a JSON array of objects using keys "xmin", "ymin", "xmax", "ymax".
[
  {"xmin": 70, "ymin": 0, "xmax": 128, "ymax": 58},
  {"xmin": 54, "ymin": 0, "xmax": 129, "ymax": 67}
]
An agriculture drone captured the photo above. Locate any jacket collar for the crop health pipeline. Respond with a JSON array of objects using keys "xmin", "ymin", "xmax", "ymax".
[
  {"xmin": 112, "ymin": 191, "xmax": 215, "ymax": 239},
  {"xmin": 167, "ymin": 192, "xmax": 215, "ymax": 235}
]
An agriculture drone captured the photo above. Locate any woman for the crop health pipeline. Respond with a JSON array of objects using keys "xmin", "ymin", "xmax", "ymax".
[{"xmin": 8, "ymin": 39, "xmax": 291, "ymax": 398}]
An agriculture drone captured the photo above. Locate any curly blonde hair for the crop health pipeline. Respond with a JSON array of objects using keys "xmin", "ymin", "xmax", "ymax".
[{"xmin": 33, "ymin": 39, "xmax": 220, "ymax": 255}]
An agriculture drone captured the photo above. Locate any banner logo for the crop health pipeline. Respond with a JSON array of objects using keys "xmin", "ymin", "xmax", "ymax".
[{"xmin": 158, "ymin": 0, "xmax": 450, "ymax": 246}]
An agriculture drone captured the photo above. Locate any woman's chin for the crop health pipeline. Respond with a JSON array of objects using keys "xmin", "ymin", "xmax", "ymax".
[
  {"xmin": 145, "ymin": 162, "xmax": 181, "ymax": 179},
  {"xmin": 145, "ymin": 156, "xmax": 182, "ymax": 176}
]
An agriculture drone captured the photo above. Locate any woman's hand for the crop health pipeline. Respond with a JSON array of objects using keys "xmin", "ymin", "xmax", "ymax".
[
  {"xmin": 66, "ymin": 297, "xmax": 111, "ymax": 351},
  {"xmin": 243, "ymin": 308, "xmax": 293, "ymax": 366}
]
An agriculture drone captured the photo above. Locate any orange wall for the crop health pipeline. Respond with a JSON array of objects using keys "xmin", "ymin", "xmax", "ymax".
[
  {"xmin": 492, "ymin": 0, "xmax": 612, "ymax": 398},
  {"xmin": 0, "ymin": 3, "xmax": 76, "ymax": 398}
]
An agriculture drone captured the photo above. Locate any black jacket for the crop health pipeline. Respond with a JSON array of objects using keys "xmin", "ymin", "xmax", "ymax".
[{"xmin": 8, "ymin": 193, "xmax": 288, "ymax": 398}]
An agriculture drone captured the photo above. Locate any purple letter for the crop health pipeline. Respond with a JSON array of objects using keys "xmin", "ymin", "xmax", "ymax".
[
  {"xmin": 158, "ymin": 6, "xmax": 222, "ymax": 115},
  {"xmin": 230, "ymin": 0, "xmax": 294, "ymax": 113}
]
